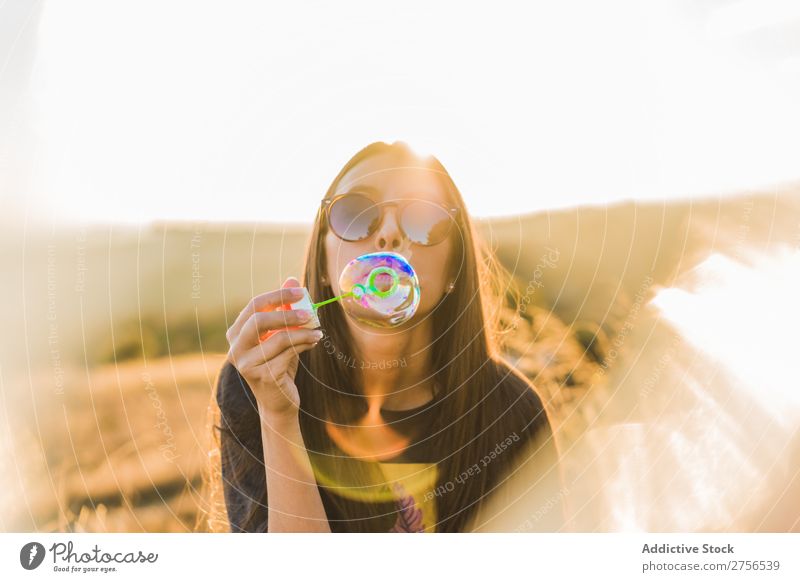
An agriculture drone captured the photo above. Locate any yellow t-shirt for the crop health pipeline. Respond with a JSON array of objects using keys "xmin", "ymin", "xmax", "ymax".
[
  {"xmin": 320, "ymin": 398, "xmax": 443, "ymax": 532},
  {"xmin": 380, "ymin": 460, "xmax": 439, "ymax": 532},
  {"xmin": 377, "ymin": 399, "xmax": 442, "ymax": 532}
]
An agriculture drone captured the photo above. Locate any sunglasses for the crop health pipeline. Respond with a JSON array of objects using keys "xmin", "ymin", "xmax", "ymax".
[{"xmin": 322, "ymin": 193, "xmax": 459, "ymax": 246}]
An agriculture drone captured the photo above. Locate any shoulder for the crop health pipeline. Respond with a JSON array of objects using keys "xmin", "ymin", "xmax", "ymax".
[
  {"xmin": 491, "ymin": 357, "xmax": 552, "ymax": 438},
  {"xmin": 215, "ymin": 360, "xmax": 256, "ymax": 412},
  {"xmin": 214, "ymin": 361, "xmax": 261, "ymax": 445}
]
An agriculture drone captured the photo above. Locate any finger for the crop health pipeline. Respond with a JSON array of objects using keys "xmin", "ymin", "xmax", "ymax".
[
  {"xmin": 232, "ymin": 337, "xmax": 318, "ymax": 372},
  {"xmin": 237, "ymin": 328, "xmax": 323, "ymax": 365},
  {"xmin": 255, "ymin": 340, "xmax": 318, "ymax": 379},
  {"xmin": 234, "ymin": 335, "xmax": 318, "ymax": 372},
  {"xmin": 238, "ymin": 309, "xmax": 317, "ymax": 349},
  {"xmin": 227, "ymin": 285, "xmax": 305, "ymax": 340},
  {"xmin": 227, "ymin": 313, "xmax": 318, "ymax": 366}
]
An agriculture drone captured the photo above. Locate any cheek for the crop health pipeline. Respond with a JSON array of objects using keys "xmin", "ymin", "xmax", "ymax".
[
  {"xmin": 415, "ymin": 241, "xmax": 456, "ymax": 305},
  {"xmin": 324, "ymin": 233, "xmax": 372, "ymax": 295}
]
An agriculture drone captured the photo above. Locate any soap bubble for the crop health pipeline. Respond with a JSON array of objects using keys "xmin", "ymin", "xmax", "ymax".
[{"xmin": 338, "ymin": 252, "xmax": 421, "ymax": 328}]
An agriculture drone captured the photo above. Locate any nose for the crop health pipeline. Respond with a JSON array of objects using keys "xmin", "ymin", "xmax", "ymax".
[{"xmin": 373, "ymin": 206, "xmax": 406, "ymax": 251}]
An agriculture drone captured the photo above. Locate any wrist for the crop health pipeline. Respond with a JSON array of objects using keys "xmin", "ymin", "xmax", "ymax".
[
  {"xmin": 257, "ymin": 401, "xmax": 300, "ymax": 430},
  {"xmin": 258, "ymin": 404, "xmax": 305, "ymax": 452}
]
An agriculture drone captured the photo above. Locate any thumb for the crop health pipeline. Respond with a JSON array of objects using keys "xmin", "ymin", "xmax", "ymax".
[
  {"xmin": 282, "ymin": 276, "xmax": 301, "ymax": 289},
  {"xmin": 275, "ymin": 276, "xmax": 303, "ymax": 325}
]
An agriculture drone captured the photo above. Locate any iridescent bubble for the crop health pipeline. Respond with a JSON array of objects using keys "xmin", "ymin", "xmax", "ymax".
[{"xmin": 338, "ymin": 252, "xmax": 421, "ymax": 328}]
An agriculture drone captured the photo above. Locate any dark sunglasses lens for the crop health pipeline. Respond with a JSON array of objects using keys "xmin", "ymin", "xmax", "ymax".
[
  {"xmin": 402, "ymin": 201, "xmax": 454, "ymax": 245},
  {"xmin": 329, "ymin": 195, "xmax": 380, "ymax": 241}
]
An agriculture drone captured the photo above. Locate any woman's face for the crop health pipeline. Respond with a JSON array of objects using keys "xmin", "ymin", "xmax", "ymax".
[{"xmin": 323, "ymin": 150, "xmax": 461, "ymax": 329}]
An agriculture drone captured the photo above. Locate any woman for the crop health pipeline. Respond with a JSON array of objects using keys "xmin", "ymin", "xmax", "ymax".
[{"xmin": 213, "ymin": 141, "xmax": 558, "ymax": 532}]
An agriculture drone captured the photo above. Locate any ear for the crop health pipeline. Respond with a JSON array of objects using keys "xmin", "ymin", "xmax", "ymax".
[{"xmin": 445, "ymin": 269, "xmax": 458, "ymax": 293}]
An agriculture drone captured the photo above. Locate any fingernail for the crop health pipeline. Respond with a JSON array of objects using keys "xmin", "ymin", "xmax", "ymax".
[
  {"xmin": 311, "ymin": 330, "xmax": 323, "ymax": 340},
  {"xmin": 289, "ymin": 287, "xmax": 305, "ymax": 298},
  {"xmin": 295, "ymin": 309, "xmax": 312, "ymax": 321}
]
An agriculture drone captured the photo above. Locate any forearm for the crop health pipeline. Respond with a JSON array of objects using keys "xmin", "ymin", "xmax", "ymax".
[{"xmin": 259, "ymin": 406, "xmax": 332, "ymax": 533}]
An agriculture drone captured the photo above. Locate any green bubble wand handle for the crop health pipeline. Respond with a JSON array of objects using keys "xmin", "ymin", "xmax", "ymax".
[
  {"xmin": 311, "ymin": 290, "xmax": 354, "ymax": 310},
  {"xmin": 311, "ymin": 266, "xmax": 399, "ymax": 310}
]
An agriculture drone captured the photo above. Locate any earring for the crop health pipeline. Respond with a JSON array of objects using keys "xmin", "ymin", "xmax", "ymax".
[{"xmin": 445, "ymin": 280, "xmax": 455, "ymax": 294}]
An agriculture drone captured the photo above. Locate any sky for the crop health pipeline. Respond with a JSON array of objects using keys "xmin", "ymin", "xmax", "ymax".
[{"xmin": 2, "ymin": 0, "xmax": 800, "ymax": 226}]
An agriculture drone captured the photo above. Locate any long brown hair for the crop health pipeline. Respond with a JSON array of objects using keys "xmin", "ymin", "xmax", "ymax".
[{"xmin": 203, "ymin": 141, "xmax": 553, "ymax": 532}]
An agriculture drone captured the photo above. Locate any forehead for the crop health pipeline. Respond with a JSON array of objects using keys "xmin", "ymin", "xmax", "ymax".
[{"xmin": 334, "ymin": 151, "xmax": 450, "ymax": 204}]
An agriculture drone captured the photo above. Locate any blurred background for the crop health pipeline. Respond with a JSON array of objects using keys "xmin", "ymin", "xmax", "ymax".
[{"xmin": 2, "ymin": 0, "xmax": 800, "ymax": 532}]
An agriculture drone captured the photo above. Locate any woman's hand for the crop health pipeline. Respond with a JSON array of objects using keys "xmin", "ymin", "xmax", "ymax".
[{"xmin": 225, "ymin": 276, "xmax": 323, "ymax": 420}]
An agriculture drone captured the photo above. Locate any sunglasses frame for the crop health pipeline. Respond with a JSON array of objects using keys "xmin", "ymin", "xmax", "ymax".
[{"xmin": 321, "ymin": 192, "xmax": 460, "ymax": 246}]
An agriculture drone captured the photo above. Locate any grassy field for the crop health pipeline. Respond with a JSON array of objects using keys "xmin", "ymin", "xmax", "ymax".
[{"xmin": 2, "ymin": 186, "xmax": 798, "ymax": 532}]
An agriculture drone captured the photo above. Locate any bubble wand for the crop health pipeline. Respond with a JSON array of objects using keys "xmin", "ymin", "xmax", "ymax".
[
  {"xmin": 313, "ymin": 266, "xmax": 400, "ymax": 308},
  {"xmin": 289, "ymin": 253, "xmax": 419, "ymax": 329}
]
